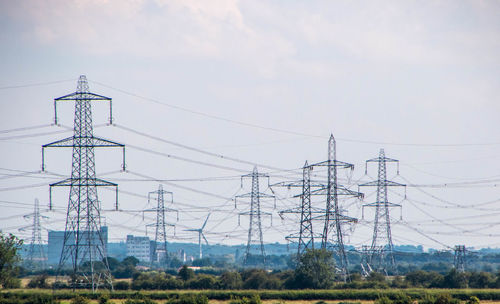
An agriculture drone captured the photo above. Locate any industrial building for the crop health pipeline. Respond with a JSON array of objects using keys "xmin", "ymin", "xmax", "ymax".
[{"xmin": 47, "ymin": 226, "xmax": 108, "ymax": 265}]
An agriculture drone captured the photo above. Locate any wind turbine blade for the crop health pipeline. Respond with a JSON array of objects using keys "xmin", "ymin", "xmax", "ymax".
[
  {"xmin": 202, "ymin": 233, "xmax": 209, "ymax": 245},
  {"xmin": 202, "ymin": 213, "xmax": 211, "ymax": 230}
]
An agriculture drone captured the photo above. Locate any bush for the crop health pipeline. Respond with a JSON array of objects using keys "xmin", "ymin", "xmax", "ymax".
[
  {"xmin": 375, "ymin": 296, "xmax": 393, "ymax": 304},
  {"xmin": 168, "ymin": 294, "xmax": 209, "ymax": 304},
  {"xmin": 392, "ymin": 293, "xmax": 412, "ymax": 304},
  {"xmin": 114, "ymin": 280, "xmax": 130, "ymax": 290},
  {"xmin": 98, "ymin": 294, "xmax": 110, "ymax": 304},
  {"xmin": 187, "ymin": 274, "xmax": 218, "ymax": 289},
  {"xmin": 229, "ymin": 295, "xmax": 262, "ymax": 304},
  {"xmin": 435, "ymin": 293, "xmax": 460, "ymax": 304},
  {"xmin": 27, "ymin": 274, "xmax": 50, "ymax": 289},
  {"xmin": 124, "ymin": 299, "xmax": 155, "ymax": 304},
  {"xmin": 467, "ymin": 297, "xmax": 480, "ymax": 304},
  {"xmin": 71, "ymin": 295, "xmax": 90, "ymax": 304},
  {"xmin": 419, "ymin": 294, "xmax": 436, "ymax": 304}
]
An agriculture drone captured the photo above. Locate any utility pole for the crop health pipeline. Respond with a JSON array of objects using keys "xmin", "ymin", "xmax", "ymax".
[
  {"xmin": 454, "ymin": 245, "xmax": 466, "ymax": 273},
  {"xmin": 42, "ymin": 75, "xmax": 125, "ymax": 291},
  {"xmin": 309, "ymin": 134, "xmax": 362, "ymax": 281},
  {"xmin": 359, "ymin": 149, "xmax": 405, "ymax": 275},
  {"xmin": 146, "ymin": 184, "xmax": 177, "ymax": 265},
  {"xmin": 20, "ymin": 199, "xmax": 48, "ymax": 270},
  {"xmin": 236, "ymin": 166, "xmax": 274, "ymax": 266}
]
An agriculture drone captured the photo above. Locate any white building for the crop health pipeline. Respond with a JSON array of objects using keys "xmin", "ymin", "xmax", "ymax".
[{"xmin": 126, "ymin": 235, "xmax": 153, "ymax": 263}]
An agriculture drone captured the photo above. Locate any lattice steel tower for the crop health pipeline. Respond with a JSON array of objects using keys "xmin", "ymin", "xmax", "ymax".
[
  {"xmin": 22, "ymin": 199, "xmax": 47, "ymax": 269},
  {"xmin": 147, "ymin": 184, "xmax": 176, "ymax": 264},
  {"xmin": 309, "ymin": 135, "xmax": 361, "ymax": 281},
  {"xmin": 454, "ymin": 245, "xmax": 466, "ymax": 273},
  {"xmin": 237, "ymin": 166, "xmax": 273, "ymax": 266},
  {"xmin": 42, "ymin": 75, "xmax": 125, "ymax": 291},
  {"xmin": 359, "ymin": 149, "xmax": 404, "ymax": 274},
  {"xmin": 276, "ymin": 161, "xmax": 317, "ymax": 257}
]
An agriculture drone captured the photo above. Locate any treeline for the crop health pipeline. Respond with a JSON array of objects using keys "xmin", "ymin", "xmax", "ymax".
[
  {"xmin": 25, "ymin": 249, "xmax": 500, "ymax": 290},
  {"xmin": 1, "ymin": 290, "xmax": 497, "ymax": 304}
]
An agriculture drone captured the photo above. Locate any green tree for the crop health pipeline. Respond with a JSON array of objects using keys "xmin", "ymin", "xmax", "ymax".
[
  {"xmin": 220, "ymin": 271, "xmax": 243, "ymax": 289},
  {"xmin": 292, "ymin": 248, "xmax": 336, "ymax": 289},
  {"xmin": 122, "ymin": 256, "xmax": 140, "ymax": 266},
  {"xmin": 178, "ymin": 265, "xmax": 195, "ymax": 281},
  {"xmin": 0, "ymin": 233, "xmax": 23, "ymax": 288}
]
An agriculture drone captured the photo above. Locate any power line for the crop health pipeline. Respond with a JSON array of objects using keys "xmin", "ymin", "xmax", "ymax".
[
  {"xmin": 0, "ymin": 78, "xmax": 76, "ymax": 90},
  {"xmin": 89, "ymin": 79, "xmax": 500, "ymax": 147}
]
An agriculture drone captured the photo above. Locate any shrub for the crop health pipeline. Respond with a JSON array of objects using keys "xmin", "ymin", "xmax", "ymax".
[
  {"xmin": 27, "ymin": 274, "xmax": 50, "ymax": 289},
  {"xmin": 114, "ymin": 280, "xmax": 130, "ymax": 290},
  {"xmin": 229, "ymin": 295, "xmax": 262, "ymax": 304},
  {"xmin": 98, "ymin": 294, "xmax": 110, "ymax": 304},
  {"xmin": 467, "ymin": 297, "xmax": 480, "ymax": 304},
  {"xmin": 435, "ymin": 293, "xmax": 460, "ymax": 304},
  {"xmin": 71, "ymin": 295, "xmax": 90, "ymax": 304},
  {"xmin": 168, "ymin": 294, "xmax": 209, "ymax": 304},
  {"xmin": 393, "ymin": 293, "xmax": 412, "ymax": 304},
  {"xmin": 124, "ymin": 299, "xmax": 155, "ymax": 304},
  {"xmin": 419, "ymin": 294, "xmax": 436, "ymax": 304},
  {"xmin": 375, "ymin": 296, "xmax": 393, "ymax": 304}
]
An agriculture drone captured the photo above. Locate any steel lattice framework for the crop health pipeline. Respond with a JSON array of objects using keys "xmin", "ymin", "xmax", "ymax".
[
  {"xmin": 308, "ymin": 135, "xmax": 362, "ymax": 281},
  {"xmin": 359, "ymin": 149, "xmax": 405, "ymax": 275},
  {"xmin": 42, "ymin": 75, "xmax": 125, "ymax": 291},
  {"xmin": 236, "ymin": 166, "xmax": 274, "ymax": 266},
  {"xmin": 21, "ymin": 199, "xmax": 47, "ymax": 270},
  {"xmin": 454, "ymin": 245, "xmax": 466, "ymax": 273},
  {"xmin": 146, "ymin": 184, "xmax": 177, "ymax": 264},
  {"xmin": 275, "ymin": 162, "xmax": 324, "ymax": 257}
]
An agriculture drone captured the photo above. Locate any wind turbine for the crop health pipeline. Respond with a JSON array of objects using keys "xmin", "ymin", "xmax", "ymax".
[{"xmin": 185, "ymin": 213, "xmax": 210, "ymax": 259}]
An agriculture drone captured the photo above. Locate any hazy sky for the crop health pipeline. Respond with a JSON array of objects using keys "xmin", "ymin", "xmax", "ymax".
[{"xmin": 0, "ymin": 0, "xmax": 499, "ymax": 252}]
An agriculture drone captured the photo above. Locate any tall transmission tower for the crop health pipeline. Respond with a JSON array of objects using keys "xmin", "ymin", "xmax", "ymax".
[
  {"xmin": 294, "ymin": 162, "xmax": 314, "ymax": 256},
  {"xmin": 146, "ymin": 184, "xmax": 177, "ymax": 265},
  {"xmin": 236, "ymin": 166, "xmax": 274, "ymax": 266},
  {"xmin": 42, "ymin": 75, "xmax": 126, "ymax": 291},
  {"xmin": 20, "ymin": 199, "xmax": 48, "ymax": 269},
  {"xmin": 359, "ymin": 149, "xmax": 405, "ymax": 274},
  {"xmin": 275, "ymin": 162, "xmax": 322, "ymax": 257},
  {"xmin": 454, "ymin": 245, "xmax": 466, "ymax": 273},
  {"xmin": 309, "ymin": 134, "xmax": 361, "ymax": 281}
]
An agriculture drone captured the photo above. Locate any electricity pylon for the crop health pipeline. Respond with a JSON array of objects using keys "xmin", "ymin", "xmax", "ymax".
[
  {"xmin": 236, "ymin": 166, "xmax": 274, "ymax": 266},
  {"xmin": 309, "ymin": 134, "xmax": 362, "ymax": 281},
  {"xmin": 42, "ymin": 75, "xmax": 125, "ymax": 291},
  {"xmin": 145, "ymin": 184, "xmax": 177, "ymax": 265},
  {"xmin": 185, "ymin": 213, "xmax": 210, "ymax": 259},
  {"xmin": 20, "ymin": 199, "xmax": 48, "ymax": 269},
  {"xmin": 359, "ymin": 149, "xmax": 405, "ymax": 275},
  {"xmin": 454, "ymin": 245, "xmax": 466, "ymax": 273},
  {"xmin": 275, "ymin": 162, "xmax": 322, "ymax": 257}
]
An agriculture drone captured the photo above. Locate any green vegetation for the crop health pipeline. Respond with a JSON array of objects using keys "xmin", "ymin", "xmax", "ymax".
[
  {"xmin": 0, "ymin": 289, "xmax": 498, "ymax": 303},
  {"xmin": 0, "ymin": 232, "xmax": 23, "ymax": 288}
]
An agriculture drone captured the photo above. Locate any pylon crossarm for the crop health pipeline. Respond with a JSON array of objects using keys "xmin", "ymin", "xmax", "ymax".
[
  {"xmin": 49, "ymin": 178, "xmax": 117, "ymax": 187},
  {"xmin": 311, "ymin": 186, "xmax": 363, "ymax": 197},
  {"xmin": 54, "ymin": 91, "xmax": 113, "ymax": 125},
  {"xmin": 366, "ymin": 156, "xmax": 399, "ymax": 163},
  {"xmin": 311, "ymin": 159, "xmax": 354, "ymax": 169},
  {"xmin": 55, "ymin": 91, "xmax": 111, "ymax": 101},
  {"xmin": 359, "ymin": 180, "xmax": 405, "ymax": 187},
  {"xmin": 363, "ymin": 201, "xmax": 402, "ymax": 208}
]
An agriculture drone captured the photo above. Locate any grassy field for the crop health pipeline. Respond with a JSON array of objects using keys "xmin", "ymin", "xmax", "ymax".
[{"xmin": 4, "ymin": 289, "xmax": 500, "ymax": 302}]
